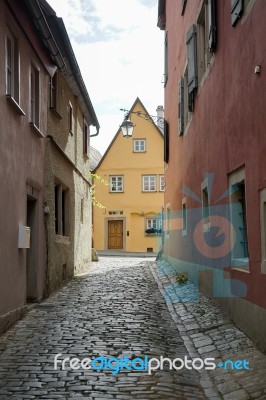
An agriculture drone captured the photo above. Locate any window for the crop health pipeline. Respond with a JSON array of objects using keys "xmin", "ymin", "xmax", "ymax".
[
  {"xmin": 83, "ymin": 119, "xmax": 89, "ymax": 155},
  {"xmin": 159, "ymin": 175, "xmax": 165, "ymax": 192},
  {"xmin": 143, "ymin": 176, "xmax": 156, "ymax": 192},
  {"xmin": 5, "ymin": 27, "xmax": 24, "ymax": 115},
  {"xmin": 164, "ymin": 121, "xmax": 169, "ymax": 163},
  {"xmin": 6, "ymin": 28, "xmax": 19, "ymax": 101},
  {"xmin": 110, "ymin": 176, "xmax": 123, "ymax": 192},
  {"xmin": 30, "ymin": 65, "xmax": 40, "ymax": 128},
  {"xmin": 182, "ymin": 197, "xmax": 187, "ymax": 235},
  {"xmin": 54, "ymin": 183, "xmax": 70, "ymax": 236},
  {"xmin": 186, "ymin": 1, "xmax": 216, "ymax": 106},
  {"xmin": 201, "ymin": 179, "xmax": 210, "ymax": 229},
  {"xmin": 164, "ymin": 33, "xmax": 168, "ymax": 86},
  {"xmin": 181, "ymin": 0, "xmax": 187, "ymax": 15},
  {"xmin": 68, "ymin": 101, "xmax": 73, "ymax": 133},
  {"xmin": 186, "ymin": 25, "xmax": 197, "ymax": 101},
  {"xmin": 197, "ymin": 3, "xmax": 212, "ymax": 84},
  {"xmin": 178, "ymin": 77, "xmax": 184, "ymax": 135},
  {"xmin": 145, "ymin": 218, "xmax": 162, "ymax": 235},
  {"xmin": 260, "ymin": 188, "xmax": 266, "ymax": 273},
  {"xmin": 231, "ymin": 0, "xmax": 254, "ymax": 26},
  {"xmin": 229, "ymin": 168, "xmax": 249, "ymax": 270},
  {"xmin": 50, "ymin": 71, "xmax": 58, "ymax": 109},
  {"xmin": 134, "ymin": 139, "xmax": 146, "ymax": 152},
  {"xmin": 231, "ymin": 0, "xmax": 243, "ymax": 26}
]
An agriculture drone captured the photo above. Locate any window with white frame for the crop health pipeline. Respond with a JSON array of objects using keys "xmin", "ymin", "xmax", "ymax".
[
  {"xmin": 6, "ymin": 28, "xmax": 19, "ymax": 103},
  {"xmin": 159, "ymin": 175, "xmax": 165, "ymax": 191},
  {"xmin": 145, "ymin": 217, "xmax": 162, "ymax": 235},
  {"xmin": 134, "ymin": 139, "xmax": 146, "ymax": 152},
  {"xmin": 143, "ymin": 175, "xmax": 156, "ymax": 192},
  {"xmin": 110, "ymin": 176, "xmax": 123, "ymax": 192},
  {"xmin": 30, "ymin": 65, "xmax": 40, "ymax": 127}
]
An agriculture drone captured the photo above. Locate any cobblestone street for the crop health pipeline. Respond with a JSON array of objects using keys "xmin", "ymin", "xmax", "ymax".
[{"xmin": 0, "ymin": 257, "xmax": 266, "ymax": 399}]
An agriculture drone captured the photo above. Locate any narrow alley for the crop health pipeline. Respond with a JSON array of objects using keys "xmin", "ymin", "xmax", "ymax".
[{"xmin": 0, "ymin": 257, "xmax": 265, "ymax": 399}]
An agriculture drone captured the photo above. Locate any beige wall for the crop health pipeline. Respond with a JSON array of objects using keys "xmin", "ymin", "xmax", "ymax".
[
  {"xmin": 46, "ymin": 74, "xmax": 91, "ymax": 292},
  {"xmin": 45, "ymin": 73, "xmax": 92, "ymax": 294}
]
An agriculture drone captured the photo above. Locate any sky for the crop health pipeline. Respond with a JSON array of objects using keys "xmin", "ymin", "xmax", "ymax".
[{"xmin": 48, "ymin": 0, "xmax": 165, "ymax": 155}]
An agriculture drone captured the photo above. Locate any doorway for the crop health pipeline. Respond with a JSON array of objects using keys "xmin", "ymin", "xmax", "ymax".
[
  {"xmin": 108, "ymin": 220, "xmax": 123, "ymax": 249},
  {"xmin": 26, "ymin": 196, "xmax": 38, "ymax": 301}
]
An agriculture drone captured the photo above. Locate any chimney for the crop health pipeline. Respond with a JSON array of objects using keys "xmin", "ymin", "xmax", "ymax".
[{"xmin": 156, "ymin": 105, "xmax": 164, "ymax": 133}]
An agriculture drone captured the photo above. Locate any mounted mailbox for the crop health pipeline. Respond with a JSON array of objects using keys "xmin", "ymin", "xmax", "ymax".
[{"xmin": 18, "ymin": 225, "xmax": 31, "ymax": 249}]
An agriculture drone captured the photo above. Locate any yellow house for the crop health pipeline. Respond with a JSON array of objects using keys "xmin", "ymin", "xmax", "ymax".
[{"xmin": 93, "ymin": 98, "xmax": 164, "ymax": 253}]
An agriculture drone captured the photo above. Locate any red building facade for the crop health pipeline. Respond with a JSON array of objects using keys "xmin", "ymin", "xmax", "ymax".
[{"xmin": 158, "ymin": 0, "xmax": 266, "ymax": 350}]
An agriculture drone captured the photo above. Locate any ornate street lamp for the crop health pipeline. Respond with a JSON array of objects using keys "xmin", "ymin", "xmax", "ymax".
[
  {"xmin": 120, "ymin": 114, "xmax": 135, "ymax": 138},
  {"xmin": 120, "ymin": 107, "xmax": 165, "ymax": 137}
]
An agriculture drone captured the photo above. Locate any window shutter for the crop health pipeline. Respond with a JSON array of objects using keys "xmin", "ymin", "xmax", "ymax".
[
  {"xmin": 164, "ymin": 120, "xmax": 169, "ymax": 163},
  {"xmin": 181, "ymin": 0, "xmax": 187, "ymax": 16},
  {"xmin": 178, "ymin": 77, "xmax": 184, "ymax": 136},
  {"xmin": 208, "ymin": 0, "xmax": 217, "ymax": 53},
  {"xmin": 164, "ymin": 34, "xmax": 168, "ymax": 86},
  {"xmin": 186, "ymin": 25, "xmax": 197, "ymax": 95},
  {"xmin": 231, "ymin": 0, "xmax": 243, "ymax": 26}
]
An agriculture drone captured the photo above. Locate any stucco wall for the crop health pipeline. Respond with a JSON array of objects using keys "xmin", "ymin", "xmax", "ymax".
[
  {"xmin": 45, "ymin": 72, "xmax": 92, "ymax": 294},
  {"xmin": 162, "ymin": 0, "xmax": 266, "ymax": 348},
  {"xmin": 0, "ymin": 2, "xmax": 48, "ymax": 322}
]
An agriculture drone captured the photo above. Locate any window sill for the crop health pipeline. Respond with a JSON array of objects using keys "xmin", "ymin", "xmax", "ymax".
[
  {"xmin": 30, "ymin": 122, "xmax": 45, "ymax": 138},
  {"xmin": 49, "ymin": 106, "xmax": 62, "ymax": 120},
  {"xmin": 6, "ymin": 95, "xmax": 25, "ymax": 116},
  {"xmin": 231, "ymin": 258, "xmax": 249, "ymax": 272},
  {"xmin": 55, "ymin": 235, "xmax": 71, "ymax": 244},
  {"xmin": 109, "ymin": 191, "xmax": 124, "ymax": 193}
]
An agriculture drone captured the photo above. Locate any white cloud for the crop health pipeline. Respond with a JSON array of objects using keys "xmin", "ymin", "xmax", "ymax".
[{"xmin": 48, "ymin": 0, "xmax": 164, "ymax": 154}]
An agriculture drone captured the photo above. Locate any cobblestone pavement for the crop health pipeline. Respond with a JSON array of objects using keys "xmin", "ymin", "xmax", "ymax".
[
  {"xmin": 0, "ymin": 257, "xmax": 206, "ymax": 399},
  {"xmin": 151, "ymin": 259, "xmax": 266, "ymax": 400},
  {"xmin": 0, "ymin": 257, "xmax": 265, "ymax": 399}
]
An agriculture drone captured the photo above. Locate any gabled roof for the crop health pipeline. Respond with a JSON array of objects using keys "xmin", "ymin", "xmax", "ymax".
[{"xmin": 93, "ymin": 97, "xmax": 164, "ymax": 172}]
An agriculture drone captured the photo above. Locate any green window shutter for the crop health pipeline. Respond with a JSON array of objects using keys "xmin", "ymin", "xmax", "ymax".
[
  {"xmin": 186, "ymin": 25, "xmax": 197, "ymax": 95},
  {"xmin": 164, "ymin": 120, "xmax": 169, "ymax": 163},
  {"xmin": 231, "ymin": 0, "xmax": 243, "ymax": 26},
  {"xmin": 208, "ymin": 0, "xmax": 217, "ymax": 53},
  {"xmin": 178, "ymin": 77, "xmax": 184, "ymax": 136}
]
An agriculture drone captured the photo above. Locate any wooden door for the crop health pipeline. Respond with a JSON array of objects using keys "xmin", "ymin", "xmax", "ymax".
[{"xmin": 108, "ymin": 220, "xmax": 123, "ymax": 249}]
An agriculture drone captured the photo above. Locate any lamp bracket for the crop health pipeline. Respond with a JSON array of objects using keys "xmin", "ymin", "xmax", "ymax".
[{"xmin": 120, "ymin": 108, "xmax": 165, "ymax": 125}]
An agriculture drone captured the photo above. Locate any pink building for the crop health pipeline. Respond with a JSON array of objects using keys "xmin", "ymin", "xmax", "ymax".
[
  {"xmin": 158, "ymin": 0, "xmax": 266, "ymax": 350},
  {"xmin": 0, "ymin": 0, "xmax": 63, "ymax": 333}
]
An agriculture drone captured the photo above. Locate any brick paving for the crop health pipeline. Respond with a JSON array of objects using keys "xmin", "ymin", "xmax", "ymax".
[{"xmin": 0, "ymin": 256, "xmax": 265, "ymax": 399}]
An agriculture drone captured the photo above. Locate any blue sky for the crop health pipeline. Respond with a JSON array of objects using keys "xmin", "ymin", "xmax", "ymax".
[{"xmin": 48, "ymin": 0, "xmax": 164, "ymax": 154}]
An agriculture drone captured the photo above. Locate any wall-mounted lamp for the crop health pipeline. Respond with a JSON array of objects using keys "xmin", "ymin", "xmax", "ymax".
[
  {"xmin": 120, "ymin": 114, "xmax": 135, "ymax": 138},
  {"xmin": 119, "ymin": 107, "xmax": 165, "ymax": 137}
]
